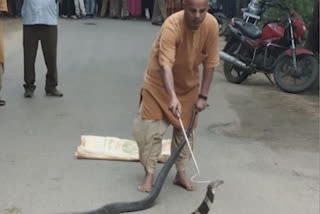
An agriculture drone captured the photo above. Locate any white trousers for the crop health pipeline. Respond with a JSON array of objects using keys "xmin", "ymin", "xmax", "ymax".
[{"xmin": 74, "ymin": 0, "xmax": 86, "ymax": 16}]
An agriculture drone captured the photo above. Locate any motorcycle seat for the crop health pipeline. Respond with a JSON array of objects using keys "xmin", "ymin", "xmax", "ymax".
[{"xmin": 234, "ymin": 18, "xmax": 262, "ymax": 39}]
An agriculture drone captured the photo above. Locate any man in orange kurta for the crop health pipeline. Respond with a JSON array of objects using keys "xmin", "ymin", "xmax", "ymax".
[
  {"xmin": 0, "ymin": 0, "xmax": 7, "ymax": 106},
  {"xmin": 133, "ymin": 0, "xmax": 219, "ymax": 193}
]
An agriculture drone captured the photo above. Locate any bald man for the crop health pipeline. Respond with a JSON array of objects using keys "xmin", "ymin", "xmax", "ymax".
[{"xmin": 132, "ymin": 0, "xmax": 220, "ymax": 192}]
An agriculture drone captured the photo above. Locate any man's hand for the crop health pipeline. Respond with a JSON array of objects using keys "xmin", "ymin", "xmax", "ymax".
[
  {"xmin": 196, "ymin": 98, "xmax": 208, "ymax": 113},
  {"xmin": 169, "ymin": 96, "xmax": 182, "ymax": 118},
  {"xmin": 197, "ymin": 66, "xmax": 214, "ymax": 113}
]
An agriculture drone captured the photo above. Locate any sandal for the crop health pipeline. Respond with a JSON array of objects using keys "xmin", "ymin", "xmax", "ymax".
[{"xmin": 0, "ymin": 99, "xmax": 6, "ymax": 106}]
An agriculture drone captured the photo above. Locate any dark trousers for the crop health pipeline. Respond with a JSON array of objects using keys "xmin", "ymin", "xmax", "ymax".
[
  {"xmin": 23, "ymin": 25, "xmax": 58, "ymax": 91},
  {"xmin": 95, "ymin": 0, "xmax": 102, "ymax": 16},
  {"xmin": 60, "ymin": 0, "xmax": 75, "ymax": 16},
  {"xmin": 141, "ymin": 0, "xmax": 154, "ymax": 18},
  {"xmin": 7, "ymin": 0, "xmax": 23, "ymax": 16}
]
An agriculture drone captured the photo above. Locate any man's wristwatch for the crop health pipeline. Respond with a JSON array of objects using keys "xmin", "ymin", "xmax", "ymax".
[{"xmin": 198, "ymin": 94, "xmax": 208, "ymax": 101}]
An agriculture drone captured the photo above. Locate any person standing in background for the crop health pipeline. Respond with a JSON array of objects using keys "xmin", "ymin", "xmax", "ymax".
[
  {"xmin": 0, "ymin": 0, "xmax": 7, "ymax": 106},
  {"xmin": 16, "ymin": 0, "xmax": 23, "ymax": 16},
  {"xmin": 127, "ymin": 0, "xmax": 141, "ymax": 17},
  {"xmin": 60, "ymin": 0, "xmax": 76, "ymax": 18},
  {"xmin": 100, "ymin": 0, "xmax": 108, "ymax": 17},
  {"xmin": 95, "ymin": 0, "xmax": 102, "ymax": 16},
  {"xmin": 22, "ymin": 0, "xmax": 63, "ymax": 98},
  {"xmin": 167, "ymin": 0, "xmax": 183, "ymax": 16},
  {"xmin": 85, "ymin": 0, "xmax": 95, "ymax": 17},
  {"xmin": 6, "ymin": 0, "xmax": 13, "ymax": 17},
  {"xmin": 74, "ymin": 0, "xmax": 86, "ymax": 18},
  {"xmin": 109, "ymin": 0, "xmax": 129, "ymax": 19},
  {"xmin": 8, "ymin": 0, "xmax": 23, "ymax": 17},
  {"xmin": 151, "ymin": 0, "xmax": 167, "ymax": 25},
  {"xmin": 141, "ymin": 0, "xmax": 154, "ymax": 19}
]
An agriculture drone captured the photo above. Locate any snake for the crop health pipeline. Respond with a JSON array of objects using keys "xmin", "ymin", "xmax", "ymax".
[
  {"xmin": 59, "ymin": 108, "xmax": 223, "ymax": 214},
  {"xmin": 192, "ymin": 180, "xmax": 224, "ymax": 214}
]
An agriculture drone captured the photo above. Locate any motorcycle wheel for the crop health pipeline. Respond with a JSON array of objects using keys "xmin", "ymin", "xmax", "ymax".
[
  {"xmin": 223, "ymin": 42, "xmax": 250, "ymax": 84},
  {"xmin": 274, "ymin": 55, "xmax": 319, "ymax": 93},
  {"xmin": 218, "ymin": 18, "xmax": 229, "ymax": 36}
]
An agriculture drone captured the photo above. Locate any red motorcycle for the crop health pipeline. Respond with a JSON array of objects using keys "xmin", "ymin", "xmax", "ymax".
[{"xmin": 219, "ymin": 2, "xmax": 318, "ymax": 93}]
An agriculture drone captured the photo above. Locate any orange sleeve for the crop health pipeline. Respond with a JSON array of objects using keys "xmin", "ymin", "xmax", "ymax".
[
  {"xmin": 203, "ymin": 17, "xmax": 220, "ymax": 69},
  {"xmin": 159, "ymin": 21, "xmax": 178, "ymax": 68},
  {"xmin": 0, "ymin": 0, "xmax": 8, "ymax": 12}
]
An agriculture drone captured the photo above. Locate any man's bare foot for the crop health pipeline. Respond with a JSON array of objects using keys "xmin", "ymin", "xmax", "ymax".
[
  {"xmin": 138, "ymin": 172, "xmax": 154, "ymax": 193},
  {"xmin": 173, "ymin": 171, "xmax": 195, "ymax": 191}
]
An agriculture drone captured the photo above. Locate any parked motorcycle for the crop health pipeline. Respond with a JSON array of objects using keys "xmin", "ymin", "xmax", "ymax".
[
  {"xmin": 219, "ymin": 2, "xmax": 318, "ymax": 93},
  {"xmin": 208, "ymin": 0, "xmax": 228, "ymax": 36}
]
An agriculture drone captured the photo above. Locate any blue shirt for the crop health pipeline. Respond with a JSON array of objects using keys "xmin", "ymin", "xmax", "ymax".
[{"xmin": 22, "ymin": 0, "xmax": 58, "ymax": 25}]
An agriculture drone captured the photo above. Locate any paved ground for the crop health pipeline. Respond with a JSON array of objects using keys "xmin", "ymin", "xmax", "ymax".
[{"xmin": 0, "ymin": 18, "xmax": 319, "ymax": 214}]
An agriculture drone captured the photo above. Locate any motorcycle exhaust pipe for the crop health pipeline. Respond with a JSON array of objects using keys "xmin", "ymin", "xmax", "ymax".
[{"xmin": 219, "ymin": 51, "xmax": 250, "ymax": 70}]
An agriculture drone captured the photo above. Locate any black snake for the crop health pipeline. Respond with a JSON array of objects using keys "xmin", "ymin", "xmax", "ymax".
[
  {"xmin": 191, "ymin": 180, "xmax": 224, "ymax": 214},
  {"xmin": 59, "ymin": 108, "xmax": 223, "ymax": 214}
]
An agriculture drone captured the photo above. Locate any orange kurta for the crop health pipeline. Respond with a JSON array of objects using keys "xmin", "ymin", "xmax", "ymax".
[
  {"xmin": 0, "ymin": 0, "xmax": 8, "ymax": 64},
  {"xmin": 141, "ymin": 11, "xmax": 220, "ymax": 129}
]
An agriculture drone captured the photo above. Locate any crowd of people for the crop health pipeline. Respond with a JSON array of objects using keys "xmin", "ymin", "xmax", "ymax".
[{"xmin": 4, "ymin": 0, "xmax": 186, "ymax": 25}]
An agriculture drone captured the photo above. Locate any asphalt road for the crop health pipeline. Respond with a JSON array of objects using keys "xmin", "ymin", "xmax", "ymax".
[{"xmin": 0, "ymin": 18, "xmax": 319, "ymax": 214}]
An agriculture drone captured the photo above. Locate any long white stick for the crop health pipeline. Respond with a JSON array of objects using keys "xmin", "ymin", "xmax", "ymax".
[{"xmin": 178, "ymin": 118, "xmax": 210, "ymax": 184}]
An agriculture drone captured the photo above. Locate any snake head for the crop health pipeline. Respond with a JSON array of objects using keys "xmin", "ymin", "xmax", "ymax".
[{"xmin": 208, "ymin": 180, "xmax": 224, "ymax": 193}]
